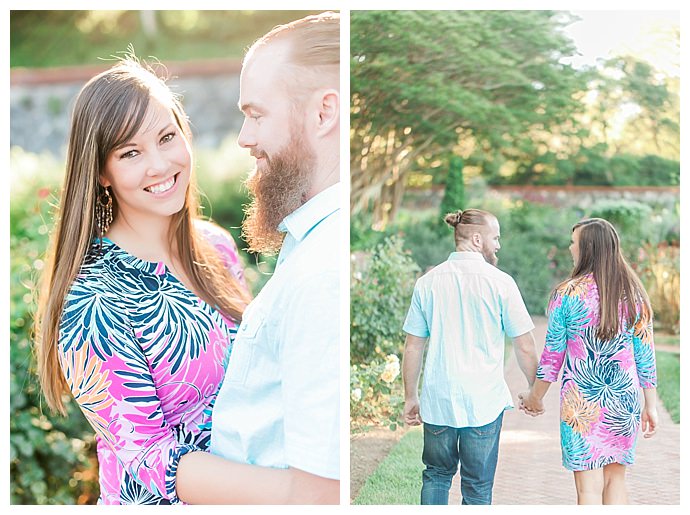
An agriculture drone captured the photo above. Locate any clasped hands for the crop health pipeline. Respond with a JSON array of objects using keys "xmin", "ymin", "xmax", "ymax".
[{"xmin": 518, "ymin": 388, "xmax": 545, "ymax": 417}]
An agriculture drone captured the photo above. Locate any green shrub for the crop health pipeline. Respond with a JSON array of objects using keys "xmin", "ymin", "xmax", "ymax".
[
  {"xmin": 350, "ymin": 212, "xmax": 391, "ymax": 253},
  {"xmin": 638, "ymin": 155, "xmax": 680, "ymax": 186},
  {"xmin": 10, "ymin": 199, "xmax": 99, "ymax": 504},
  {"xmin": 350, "ymin": 236, "xmax": 420, "ymax": 363},
  {"xmin": 589, "ymin": 199, "xmax": 652, "ymax": 242},
  {"xmin": 393, "ymin": 215, "xmax": 451, "ymax": 274},
  {"xmin": 635, "ymin": 242, "xmax": 680, "ymax": 333},
  {"xmin": 495, "ymin": 201, "xmax": 578, "ymax": 314},
  {"xmin": 609, "ymin": 154, "xmax": 642, "ymax": 186},
  {"xmin": 504, "ymin": 148, "xmax": 681, "ymax": 187},
  {"xmin": 352, "ymin": 210, "xmax": 451, "ymax": 273}
]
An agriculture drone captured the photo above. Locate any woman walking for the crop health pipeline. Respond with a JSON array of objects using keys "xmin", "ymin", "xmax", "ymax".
[{"xmin": 521, "ymin": 218, "xmax": 658, "ymax": 504}]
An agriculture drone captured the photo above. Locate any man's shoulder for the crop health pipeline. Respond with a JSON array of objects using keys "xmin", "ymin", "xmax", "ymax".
[
  {"xmin": 485, "ymin": 263, "xmax": 519, "ymax": 286},
  {"xmin": 419, "ymin": 258, "xmax": 517, "ymax": 285}
]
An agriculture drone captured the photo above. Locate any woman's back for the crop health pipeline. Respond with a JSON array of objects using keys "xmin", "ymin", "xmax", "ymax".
[{"xmin": 537, "ymin": 273, "xmax": 656, "ymax": 471}]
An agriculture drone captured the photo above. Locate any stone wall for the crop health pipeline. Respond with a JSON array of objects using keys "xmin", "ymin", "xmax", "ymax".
[
  {"xmin": 404, "ymin": 184, "xmax": 680, "ymax": 211},
  {"xmin": 10, "ymin": 60, "xmax": 244, "ymax": 157},
  {"xmin": 488, "ymin": 185, "xmax": 680, "ymax": 209}
]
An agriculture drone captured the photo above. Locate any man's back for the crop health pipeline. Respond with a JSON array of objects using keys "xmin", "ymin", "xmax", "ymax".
[{"xmin": 403, "ymin": 251, "xmax": 534, "ymax": 427}]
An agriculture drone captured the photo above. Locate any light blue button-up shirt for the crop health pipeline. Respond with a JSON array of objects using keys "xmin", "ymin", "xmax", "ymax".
[
  {"xmin": 210, "ymin": 183, "xmax": 340, "ymax": 480},
  {"xmin": 403, "ymin": 251, "xmax": 534, "ymax": 428}
]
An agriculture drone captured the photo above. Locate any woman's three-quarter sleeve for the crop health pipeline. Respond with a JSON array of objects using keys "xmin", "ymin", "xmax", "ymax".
[{"xmin": 537, "ymin": 290, "xmax": 569, "ymax": 382}]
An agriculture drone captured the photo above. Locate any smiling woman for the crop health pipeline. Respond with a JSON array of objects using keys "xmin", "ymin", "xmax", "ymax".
[
  {"xmin": 33, "ymin": 54, "xmax": 254, "ymax": 504},
  {"xmin": 101, "ymin": 99, "xmax": 193, "ymax": 249}
]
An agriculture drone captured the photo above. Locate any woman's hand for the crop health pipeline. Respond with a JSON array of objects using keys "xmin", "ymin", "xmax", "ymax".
[
  {"xmin": 518, "ymin": 389, "xmax": 545, "ymax": 417},
  {"xmin": 641, "ymin": 406, "xmax": 658, "ymax": 438}
]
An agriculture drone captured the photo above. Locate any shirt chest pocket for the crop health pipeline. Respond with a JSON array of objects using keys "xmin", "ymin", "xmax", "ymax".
[{"xmin": 225, "ymin": 308, "xmax": 266, "ymax": 385}]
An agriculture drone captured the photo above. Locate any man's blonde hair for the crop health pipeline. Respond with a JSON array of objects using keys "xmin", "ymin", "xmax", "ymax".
[
  {"xmin": 245, "ymin": 11, "xmax": 340, "ymax": 104},
  {"xmin": 444, "ymin": 209, "xmax": 497, "ymax": 247}
]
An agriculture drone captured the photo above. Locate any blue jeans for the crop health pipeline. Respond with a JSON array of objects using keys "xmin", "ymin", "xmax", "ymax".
[{"xmin": 420, "ymin": 412, "xmax": 504, "ymax": 505}]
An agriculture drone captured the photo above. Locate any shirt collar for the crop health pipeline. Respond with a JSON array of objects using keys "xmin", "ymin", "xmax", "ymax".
[
  {"xmin": 448, "ymin": 251, "xmax": 487, "ymax": 262},
  {"xmin": 278, "ymin": 182, "xmax": 340, "ymax": 242}
]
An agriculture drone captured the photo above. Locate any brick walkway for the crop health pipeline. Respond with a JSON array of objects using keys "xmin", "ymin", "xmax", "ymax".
[{"xmin": 448, "ymin": 316, "xmax": 680, "ymax": 505}]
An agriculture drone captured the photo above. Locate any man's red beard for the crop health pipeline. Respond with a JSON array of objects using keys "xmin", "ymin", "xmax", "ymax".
[
  {"xmin": 241, "ymin": 132, "xmax": 316, "ymax": 255},
  {"xmin": 482, "ymin": 242, "xmax": 498, "ymax": 266}
]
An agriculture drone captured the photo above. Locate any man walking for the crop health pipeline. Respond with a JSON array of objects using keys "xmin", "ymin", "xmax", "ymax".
[
  {"xmin": 210, "ymin": 11, "xmax": 340, "ymax": 503},
  {"xmin": 402, "ymin": 208, "xmax": 542, "ymax": 505}
]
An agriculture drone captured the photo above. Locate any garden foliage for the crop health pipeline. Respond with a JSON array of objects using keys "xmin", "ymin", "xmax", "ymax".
[
  {"xmin": 507, "ymin": 150, "xmax": 680, "ymax": 187},
  {"xmin": 439, "ymin": 156, "xmax": 465, "ymax": 219},
  {"xmin": 350, "ymin": 236, "xmax": 420, "ymax": 431},
  {"xmin": 350, "ymin": 236, "xmax": 420, "ymax": 362},
  {"xmin": 10, "ymin": 182, "xmax": 98, "ymax": 504},
  {"xmin": 350, "ymin": 354, "xmax": 404, "ymax": 432}
]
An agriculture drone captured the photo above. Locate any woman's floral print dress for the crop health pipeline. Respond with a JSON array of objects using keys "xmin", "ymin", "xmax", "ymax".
[
  {"xmin": 536, "ymin": 274, "xmax": 657, "ymax": 471},
  {"xmin": 58, "ymin": 221, "xmax": 245, "ymax": 504}
]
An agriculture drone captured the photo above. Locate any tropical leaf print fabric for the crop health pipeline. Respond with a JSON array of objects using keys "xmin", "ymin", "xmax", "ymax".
[
  {"xmin": 58, "ymin": 221, "xmax": 244, "ymax": 504},
  {"xmin": 536, "ymin": 274, "xmax": 656, "ymax": 471}
]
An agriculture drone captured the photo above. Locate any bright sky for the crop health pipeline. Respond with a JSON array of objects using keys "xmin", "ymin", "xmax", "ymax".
[{"xmin": 561, "ymin": 10, "xmax": 680, "ymax": 77}]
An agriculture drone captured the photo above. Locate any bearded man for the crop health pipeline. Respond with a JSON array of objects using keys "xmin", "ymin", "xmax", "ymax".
[
  {"xmin": 207, "ymin": 11, "xmax": 340, "ymax": 503},
  {"xmin": 402, "ymin": 208, "xmax": 541, "ymax": 505},
  {"xmin": 169, "ymin": 12, "xmax": 339, "ymax": 505},
  {"xmin": 191, "ymin": 13, "xmax": 341, "ymax": 504}
]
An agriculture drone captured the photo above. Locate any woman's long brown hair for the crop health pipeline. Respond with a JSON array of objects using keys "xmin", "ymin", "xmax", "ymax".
[
  {"xmin": 558, "ymin": 218, "xmax": 652, "ymax": 340},
  {"xmin": 34, "ymin": 56, "xmax": 251, "ymax": 414}
]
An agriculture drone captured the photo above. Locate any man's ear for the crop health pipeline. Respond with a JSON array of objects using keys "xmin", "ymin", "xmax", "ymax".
[
  {"xmin": 471, "ymin": 231, "xmax": 483, "ymax": 248},
  {"xmin": 316, "ymin": 89, "xmax": 339, "ymax": 136}
]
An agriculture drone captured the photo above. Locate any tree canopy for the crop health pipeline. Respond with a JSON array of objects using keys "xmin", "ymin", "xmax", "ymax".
[
  {"xmin": 351, "ymin": 10, "xmax": 590, "ymax": 224},
  {"xmin": 350, "ymin": 10, "xmax": 679, "ymax": 226}
]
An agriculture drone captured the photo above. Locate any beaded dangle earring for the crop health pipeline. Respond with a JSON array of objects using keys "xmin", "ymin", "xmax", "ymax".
[{"xmin": 95, "ymin": 185, "xmax": 113, "ymax": 240}]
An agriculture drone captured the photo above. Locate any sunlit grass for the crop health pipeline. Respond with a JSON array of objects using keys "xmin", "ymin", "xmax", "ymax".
[
  {"xmin": 10, "ymin": 11, "xmax": 318, "ymax": 68},
  {"xmin": 655, "ymin": 333, "xmax": 680, "ymax": 347},
  {"xmin": 353, "ymin": 427, "xmax": 423, "ymax": 505},
  {"xmin": 656, "ymin": 350, "xmax": 680, "ymax": 423}
]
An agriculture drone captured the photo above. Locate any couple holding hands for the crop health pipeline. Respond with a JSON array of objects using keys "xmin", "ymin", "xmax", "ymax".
[{"xmin": 403, "ymin": 209, "xmax": 658, "ymax": 505}]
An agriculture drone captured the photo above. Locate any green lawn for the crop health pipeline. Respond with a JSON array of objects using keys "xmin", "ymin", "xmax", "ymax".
[
  {"xmin": 656, "ymin": 333, "xmax": 680, "ymax": 347},
  {"xmin": 656, "ymin": 350, "xmax": 680, "ymax": 423},
  {"xmin": 353, "ymin": 427, "xmax": 423, "ymax": 505}
]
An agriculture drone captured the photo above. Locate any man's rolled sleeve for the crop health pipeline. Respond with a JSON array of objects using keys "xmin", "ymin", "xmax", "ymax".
[
  {"xmin": 501, "ymin": 277, "xmax": 534, "ymax": 338},
  {"xmin": 402, "ymin": 284, "xmax": 430, "ymax": 337}
]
